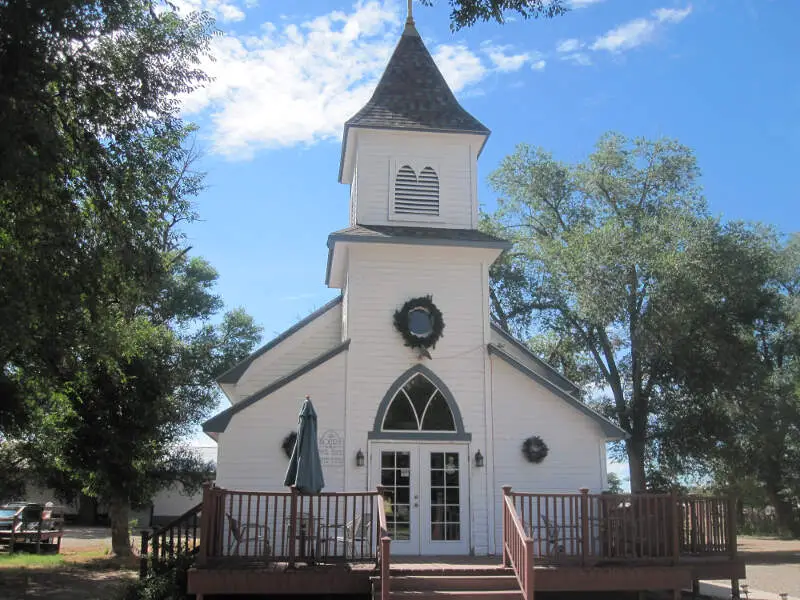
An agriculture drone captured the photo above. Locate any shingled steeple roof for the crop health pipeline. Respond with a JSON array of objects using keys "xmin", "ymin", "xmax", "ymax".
[{"xmin": 343, "ymin": 19, "xmax": 489, "ymax": 136}]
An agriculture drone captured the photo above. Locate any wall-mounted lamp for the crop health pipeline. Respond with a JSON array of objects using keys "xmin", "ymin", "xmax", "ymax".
[
  {"xmin": 355, "ymin": 449, "xmax": 365, "ymax": 467},
  {"xmin": 474, "ymin": 450, "xmax": 484, "ymax": 468}
]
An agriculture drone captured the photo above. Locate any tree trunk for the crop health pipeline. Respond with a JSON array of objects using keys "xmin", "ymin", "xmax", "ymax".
[
  {"xmin": 626, "ymin": 436, "xmax": 647, "ymax": 493},
  {"xmin": 77, "ymin": 492, "xmax": 97, "ymax": 525},
  {"xmin": 766, "ymin": 486, "xmax": 798, "ymax": 537},
  {"xmin": 108, "ymin": 495, "xmax": 132, "ymax": 557}
]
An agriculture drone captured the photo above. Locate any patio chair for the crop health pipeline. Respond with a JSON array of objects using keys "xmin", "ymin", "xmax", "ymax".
[
  {"xmin": 225, "ymin": 513, "xmax": 271, "ymax": 557},
  {"xmin": 332, "ymin": 514, "xmax": 372, "ymax": 559}
]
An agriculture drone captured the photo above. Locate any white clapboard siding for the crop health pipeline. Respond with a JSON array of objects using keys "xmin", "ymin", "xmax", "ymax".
[
  {"xmin": 217, "ymin": 353, "xmax": 347, "ymax": 493},
  {"xmin": 490, "ymin": 356, "xmax": 607, "ymax": 555},
  {"xmin": 350, "ymin": 130, "xmax": 484, "ymax": 229},
  {"xmin": 232, "ymin": 303, "xmax": 342, "ymax": 403},
  {"xmin": 342, "ymin": 244, "xmax": 495, "ymax": 553}
]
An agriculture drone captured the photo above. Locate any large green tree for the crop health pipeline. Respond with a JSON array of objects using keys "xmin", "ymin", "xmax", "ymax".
[
  {"xmin": 0, "ymin": 0, "xmax": 214, "ymax": 432},
  {"xmin": 483, "ymin": 133, "xmax": 775, "ymax": 492},
  {"xmin": 660, "ymin": 234, "xmax": 800, "ymax": 534},
  {"xmin": 419, "ymin": 0, "xmax": 566, "ymax": 29}
]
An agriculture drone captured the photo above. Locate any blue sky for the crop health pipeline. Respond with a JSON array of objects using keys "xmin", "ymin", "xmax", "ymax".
[{"xmin": 181, "ymin": 1, "xmax": 799, "ymax": 469}]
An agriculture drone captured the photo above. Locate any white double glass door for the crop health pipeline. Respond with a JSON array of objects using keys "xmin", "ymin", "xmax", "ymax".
[{"xmin": 370, "ymin": 443, "xmax": 469, "ymax": 555}]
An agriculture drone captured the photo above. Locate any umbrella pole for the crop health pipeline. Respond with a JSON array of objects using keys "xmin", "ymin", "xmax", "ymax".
[{"xmin": 289, "ymin": 486, "xmax": 298, "ymax": 568}]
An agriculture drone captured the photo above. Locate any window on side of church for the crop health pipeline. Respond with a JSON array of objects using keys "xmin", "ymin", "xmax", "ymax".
[
  {"xmin": 393, "ymin": 165, "xmax": 439, "ymax": 217},
  {"xmin": 382, "ymin": 374, "xmax": 456, "ymax": 432}
]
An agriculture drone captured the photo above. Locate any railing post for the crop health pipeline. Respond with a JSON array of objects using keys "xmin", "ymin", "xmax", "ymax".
[
  {"xmin": 670, "ymin": 490, "xmax": 680, "ymax": 565},
  {"xmin": 502, "ymin": 486, "xmax": 512, "ymax": 568},
  {"xmin": 139, "ymin": 530, "xmax": 150, "ymax": 579},
  {"xmin": 196, "ymin": 482, "xmax": 214, "ymax": 566},
  {"xmin": 380, "ymin": 536, "xmax": 391, "ymax": 600},
  {"xmin": 727, "ymin": 496, "xmax": 737, "ymax": 559},
  {"xmin": 376, "ymin": 485, "xmax": 386, "ymax": 567},
  {"xmin": 524, "ymin": 537, "xmax": 535, "ymax": 600},
  {"xmin": 579, "ymin": 487, "xmax": 589, "ymax": 566},
  {"xmin": 288, "ymin": 486, "xmax": 299, "ymax": 568}
]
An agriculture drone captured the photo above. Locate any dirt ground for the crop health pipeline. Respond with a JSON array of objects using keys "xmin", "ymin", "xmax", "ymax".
[
  {"xmin": 726, "ymin": 536, "xmax": 800, "ymax": 597},
  {"xmin": 0, "ymin": 526, "xmax": 138, "ymax": 600},
  {"xmin": 1, "ymin": 531, "xmax": 798, "ymax": 600}
]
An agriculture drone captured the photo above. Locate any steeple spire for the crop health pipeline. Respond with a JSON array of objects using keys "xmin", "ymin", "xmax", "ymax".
[{"xmin": 404, "ymin": 0, "xmax": 419, "ymax": 36}]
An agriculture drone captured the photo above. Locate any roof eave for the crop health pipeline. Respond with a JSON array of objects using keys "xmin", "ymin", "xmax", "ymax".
[
  {"xmin": 204, "ymin": 340, "xmax": 352, "ymax": 434},
  {"xmin": 216, "ymin": 295, "xmax": 343, "ymax": 385},
  {"xmin": 487, "ymin": 344, "xmax": 629, "ymax": 441}
]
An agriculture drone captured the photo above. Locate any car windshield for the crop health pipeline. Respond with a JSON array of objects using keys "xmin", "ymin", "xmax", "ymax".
[{"xmin": 0, "ymin": 508, "xmax": 18, "ymax": 518}]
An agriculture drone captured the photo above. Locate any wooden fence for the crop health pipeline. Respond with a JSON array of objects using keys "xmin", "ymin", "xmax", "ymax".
[
  {"xmin": 197, "ymin": 484, "xmax": 380, "ymax": 565},
  {"xmin": 508, "ymin": 489, "xmax": 736, "ymax": 566}
]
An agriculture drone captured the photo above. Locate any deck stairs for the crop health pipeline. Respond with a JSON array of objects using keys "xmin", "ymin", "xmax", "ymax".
[{"xmin": 372, "ymin": 565, "xmax": 523, "ymax": 600}]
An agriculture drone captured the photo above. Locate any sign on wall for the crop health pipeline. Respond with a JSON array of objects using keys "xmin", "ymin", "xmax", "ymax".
[{"xmin": 319, "ymin": 430, "xmax": 344, "ymax": 467}]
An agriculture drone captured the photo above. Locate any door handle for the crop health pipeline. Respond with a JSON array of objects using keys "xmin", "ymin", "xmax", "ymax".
[{"xmin": 413, "ymin": 503, "xmax": 419, "ymax": 507}]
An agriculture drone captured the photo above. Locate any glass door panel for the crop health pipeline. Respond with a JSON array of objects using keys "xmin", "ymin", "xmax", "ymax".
[
  {"xmin": 421, "ymin": 446, "xmax": 469, "ymax": 554},
  {"xmin": 372, "ymin": 445, "xmax": 419, "ymax": 554}
]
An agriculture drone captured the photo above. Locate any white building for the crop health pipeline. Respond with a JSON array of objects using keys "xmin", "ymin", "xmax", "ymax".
[{"xmin": 203, "ymin": 15, "xmax": 626, "ymax": 558}]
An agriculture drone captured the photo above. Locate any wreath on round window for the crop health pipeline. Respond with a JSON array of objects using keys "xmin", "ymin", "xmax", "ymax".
[
  {"xmin": 522, "ymin": 436, "xmax": 549, "ymax": 464},
  {"xmin": 393, "ymin": 295, "xmax": 445, "ymax": 351},
  {"xmin": 282, "ymin": 432, "xmax": 298, "ymax": 459}
]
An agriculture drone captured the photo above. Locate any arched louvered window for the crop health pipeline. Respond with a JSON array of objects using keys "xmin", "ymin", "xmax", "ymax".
[
  {"xmin": 394, "ymin": 165, "xmax": 439, "ymax": 216},
  {"xmin": 382, "ymin": 373, "xmax": 455, "ymax": 432}
]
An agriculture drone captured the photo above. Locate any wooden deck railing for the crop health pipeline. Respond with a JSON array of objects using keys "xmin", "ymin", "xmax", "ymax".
[
  {"xmin": 376, "ymin": 485, "xmax": 392, "ymax": 600},
  {"xmin": 140, "ymin": 502, "xmax": 202, "ymax": 578},
  {"xmin": 197, "ymin": 484, "xmax": 380, "ymax": 565},
  {"xmin": 507, "ymin": 488, "xmax": 737, "ymax": 566},
  {"xmin": 502, "ymin": 486, "xmax": 534, "ymax": 600}
]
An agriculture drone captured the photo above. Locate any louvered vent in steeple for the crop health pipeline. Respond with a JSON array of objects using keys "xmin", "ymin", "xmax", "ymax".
[{"xmin": 394, "ymin": 165, "xmax": 439, "ymax": 216}]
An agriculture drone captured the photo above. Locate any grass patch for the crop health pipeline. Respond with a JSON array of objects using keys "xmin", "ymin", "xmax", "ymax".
[
  {"xmin": 0, "ymin": 553, "xmax": 65, "ymax": 569},
  {"xmin": 0, "ymin": 548, "xmax": 139, "ymax": 572}
]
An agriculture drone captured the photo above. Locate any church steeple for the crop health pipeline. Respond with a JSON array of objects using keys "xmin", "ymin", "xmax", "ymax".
[{"xmin": 339, "ymin": 8, "xmax": 489, "ymax": 183}]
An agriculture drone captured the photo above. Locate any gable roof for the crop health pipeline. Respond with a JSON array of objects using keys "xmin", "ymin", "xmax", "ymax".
[
  {"xmin": 489, "ymin": 324, "xmax": 580, "ymax": 395},
  {"xmin": 216, "ymin": 295, "xmax": 343, "ymax": 385},
  {"xmin": 204, "ymin": 340, "xmax": 351, "ymax": 435},
  {"xmin": 487, "ymin": 343, "xmax": 628, "ymax": 440},
  {"xmin": 344, "ymin": 22, "xmax": 489, "ymax": 137}
]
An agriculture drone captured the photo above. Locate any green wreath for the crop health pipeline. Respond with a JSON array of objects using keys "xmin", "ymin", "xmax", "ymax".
[
  {"xmin": 393, "ymin": 295, "xmax": 445, "ymax": 350},
  {"xmin": 522, "ymin": 436, "xmax": 549, "ymax": 464},
  {"xmin": 282, "ymin": 432, "xmax": 297, "ymax": 459}
]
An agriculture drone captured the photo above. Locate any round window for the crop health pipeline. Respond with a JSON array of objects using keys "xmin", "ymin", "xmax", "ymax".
[{"xmin": 407, "ymin": 307, "xmax": 433, "ymax": 338}]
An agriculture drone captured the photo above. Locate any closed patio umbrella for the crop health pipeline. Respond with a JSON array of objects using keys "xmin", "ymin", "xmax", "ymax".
[{"xmin": 284, "ymin": 396, "xmax": 325, "ymax": 494}]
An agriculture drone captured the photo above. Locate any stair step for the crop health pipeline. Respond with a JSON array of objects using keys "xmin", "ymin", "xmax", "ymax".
[
  {"xmin": 389, "ymin": 575, "xmax": 520, "ymax": 592},
  {"xmin": 388, "ymin": 567, "xmax": 513, "ymax": 577},
  {"xmin": 382, "ymin": 591, "xmax": 522, "ymax": 600}
]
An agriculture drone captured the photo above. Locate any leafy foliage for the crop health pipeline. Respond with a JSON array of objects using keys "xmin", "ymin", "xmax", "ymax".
[
  {"xmin": 418, "ymin": 0, "xmax": 567, "ymax": 30},
  {"xmin": 483, "ymin": 133, "xmax": 776, "ymax": 491}
]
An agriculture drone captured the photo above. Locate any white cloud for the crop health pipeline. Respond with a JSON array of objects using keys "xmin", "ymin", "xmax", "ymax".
[
  {"xmin": 183, "ymin": 2, "xmax": 544, "ymax": 157},
  {"xmin": 556, "ymin": 38, "xmax": 583, "ymax": 53},
  {"xmin": 481, "ymin": 44, "xmax": 537, "ymax": 73},
  {"xmin": 568, "ymin": 0, "xmax": 605, "ymax": 7},
  {"xmin": 654, "ymin": 5, "xmax": 693, "ymax": 23},
  {"xmin": 432, "ymin": 44, "xmax": 488, "ymax": 89},
  {"xmin": 172, "ymin": 0, "xmax": 248, "ymax": 23},
  {"xmin": 531, "ymin": 59, "xmax": 546, "ymax": 71},
  {"xmin": 562, "ymin": 52, "xmax": 592, "ymax": 66},
  {"xmin": 590, "ymin": 5, "xmax": 692, "ymax": 53}
]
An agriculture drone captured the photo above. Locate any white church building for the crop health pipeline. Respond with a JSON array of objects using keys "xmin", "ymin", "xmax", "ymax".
[{"xmin": 203, "ymin": 15, "xmax": 627, "ymax": 558}]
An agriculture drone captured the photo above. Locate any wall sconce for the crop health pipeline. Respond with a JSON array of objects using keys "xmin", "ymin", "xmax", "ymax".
[
  {"xmin": 474, "ymin": 450, "xmax": 484, "ymax": 468},
  {"xmin": 355, "ymin": 449, "xmax": 365, "ymax": 467}
]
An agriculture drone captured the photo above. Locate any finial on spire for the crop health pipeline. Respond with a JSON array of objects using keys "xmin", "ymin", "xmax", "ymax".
[{"xmin": 406, "ymin": 0, "xmax": 414, "ymax": 25}]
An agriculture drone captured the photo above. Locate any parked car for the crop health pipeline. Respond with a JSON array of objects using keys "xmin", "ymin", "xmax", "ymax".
[{"xmin": 0, "ymin": 501, "xmax": 65, "ymax": 551}]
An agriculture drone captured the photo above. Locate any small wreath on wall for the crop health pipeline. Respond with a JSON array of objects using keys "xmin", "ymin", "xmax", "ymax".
[
  {"xmin": 522, "ymin": 436, "xmax": 549, "ymax": 464},
  {"xmin": 393, "ymin": 295, "xmax": 445, "ymax": 352},
  {"xmin": 282, "ymin": 432, "xmax": 298, "ymax": 459}
]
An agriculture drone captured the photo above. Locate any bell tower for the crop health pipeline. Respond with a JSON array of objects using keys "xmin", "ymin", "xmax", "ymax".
[{"xmin": 337, "ymin": 3, "xmax": 491, "ymax": 233}]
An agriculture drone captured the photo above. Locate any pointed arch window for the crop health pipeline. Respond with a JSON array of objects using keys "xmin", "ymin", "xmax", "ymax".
[
  {"xmin": 382, "ymin": 374, "xmax": 456, "ymax": 432},
  {"xmin": 370, "ymin": 365, "xmax": 469, "ymax": 440}
]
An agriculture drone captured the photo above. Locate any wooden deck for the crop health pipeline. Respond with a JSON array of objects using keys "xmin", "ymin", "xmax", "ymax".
[
  {"xmin": 162, "ymin": 485, "xmax": 746, "ymax": 598},
  {"xmin": 187, "ymin": 554, "xmax": 745, "ymax": 597}
]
